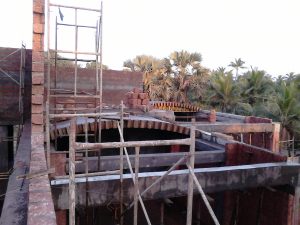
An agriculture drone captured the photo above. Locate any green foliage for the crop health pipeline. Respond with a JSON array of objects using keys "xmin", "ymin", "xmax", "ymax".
[{"xmin": 85, "ymin": 62, "xmax": 109, "ymax": 70}]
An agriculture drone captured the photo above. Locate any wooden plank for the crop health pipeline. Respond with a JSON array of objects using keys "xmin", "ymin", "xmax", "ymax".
[{"xmin": 178, "ymin": 123, "xmax": 274, "ymax": 133}]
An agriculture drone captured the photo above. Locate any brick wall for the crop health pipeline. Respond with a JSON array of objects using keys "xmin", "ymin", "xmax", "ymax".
[
  {"xmin": 49, "ymin": 66, "xmax": 143, "ymax": 106},
  {"xmin": 0, "ymin": 48, "xmax": 32, "ymax": 125},
  {"xmin": 222, "ymin": 143, "xmax": 291, "ymax": 225}
]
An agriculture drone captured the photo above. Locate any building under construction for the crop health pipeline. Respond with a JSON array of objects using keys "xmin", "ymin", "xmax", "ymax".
[{"xmin": 0, "ymin": 1, "xmax": 300, "ymax": 225}]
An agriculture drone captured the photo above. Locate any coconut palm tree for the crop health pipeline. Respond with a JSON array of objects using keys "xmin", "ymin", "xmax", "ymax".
[
  {"xmin": 263, "ymin": 81, "xmax": 300, "ymax": 154},
  {"xmin": 238, "ymin": 68, "xmax": 275, "ymax": 105},
  {"xmin": 209, "ymin": 71, "xmax": 240, "ymax": 113},
  {"xmin": 167, "ymin": 50, "xmax": 209, "ymax": 103},
  {"xmin": 228, "ymin": 58, "xmax": 246, "ymax": 77}
]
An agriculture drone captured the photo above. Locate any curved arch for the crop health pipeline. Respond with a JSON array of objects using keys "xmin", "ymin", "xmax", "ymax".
[
  {"xmin": 50, "ymin": 119, "xmax": 197, "ymax": 140},
  {"xmin": 151, "ymin": 102, "xmax": 200, "ymax": 112}
]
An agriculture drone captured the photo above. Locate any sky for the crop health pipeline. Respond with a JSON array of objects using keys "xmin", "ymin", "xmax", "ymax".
[{"xmin": 1, "ymin": 0, "xmax": 300, "ymax": 76}]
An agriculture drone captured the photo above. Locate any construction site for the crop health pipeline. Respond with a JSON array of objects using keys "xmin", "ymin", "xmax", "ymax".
[{"xmin": 0, "ymin": 1, "xmax": 300, "ymax": 225}]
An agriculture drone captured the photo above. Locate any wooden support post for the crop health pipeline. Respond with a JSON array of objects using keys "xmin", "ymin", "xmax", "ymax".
[
  {"xmin": 292, "ymin": 187, "xmax": 300, "ymax": 225},
  {"xmin": 120, "ymin": 101, "xmax": 124, "ymax": 225},
  {"xmin": 160, "ymin": 201, "xmax": 164, "ymax": 225},
  {"xmin": 186, "ymin": 126, "xmax": 195, "ymax": 225},
  {"xmin": 134, "ymin": 146, "xmax": 140, "ymax": 225},
  {"xmin": 46, "ymin": 101, "xmax": 51, "ymax": 168},
  {"xmin": 271, "ymin": 123, "xmax": 280, "ymax": 153},
  {"xmin": 69, "ymin": 118, "xmax": 76, "ymax": 225},
  {"xmin": 187, "ymin": 164, "xmax": 220, "ymax": 225}
]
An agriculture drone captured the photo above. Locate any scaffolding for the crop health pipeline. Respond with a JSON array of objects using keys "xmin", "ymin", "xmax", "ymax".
[
  {"xmin": 46, "ymin": 1, "xmax": 220, "ymax": 225},
  {"xmin": 0, "ymin": 43, "xmax": 26, "ymax": 148}
]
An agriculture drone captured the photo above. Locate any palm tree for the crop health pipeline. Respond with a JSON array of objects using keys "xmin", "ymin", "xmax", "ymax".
[
  {"xmin": 209, "ymin": 71, "xmax": 240, "ymax": 113},
  {"xmin": 167, "ymin": 50, "xmax": 209, "ymax": 103},
  {"xmin": 238, "ymin": 68, "xmax": 274, "ymax": 106},
  {"xmin": 228, "ymin": 58, "xmax": 246, "ymax": 77},
  {"xmin": 123, "ymin": 55, "xmax": 161, "ymax": 92},
  {"xmin": 263, "ymin": 82, "xmax": 300, "ymax": 154}
]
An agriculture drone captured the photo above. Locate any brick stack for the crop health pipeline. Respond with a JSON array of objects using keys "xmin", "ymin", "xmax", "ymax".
[
  {"xmin": 208, "ymin": 109, "xmax": 216, "ymax": 123},
  {"xmin": 124, "ymin": 88, "xmax": 150, "ymax": 110},
  {"xmin": 32, "ymin": 0, "xmax": 45, "ymax": 138},
  {"xmin": 28, "ymin": 1, "xmax": 57, "ymax": 225}
]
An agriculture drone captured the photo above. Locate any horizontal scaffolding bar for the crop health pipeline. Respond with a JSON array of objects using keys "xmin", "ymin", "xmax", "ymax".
[
  {"xmin": 55, "ymin": 50, "xmax": 101, "ymax": 56},
  {"xmin": 54, "ymin": 170, "xmax": 120, "ymax": 179},
  {"xmin": 49, "ymin": 95, "xmax": 101, "ymax": 98},
  {"xmin": 57, "ymin": 22, "xmax": 97, "ymax": 29},
  {"xmin": 53, "ymin": 57, "xmax": 96, "ymax": 62},
  {"xmin": 49, "ymin": 3, "xmax": 101, "ymax": 12},
  {"xmin": 75, "ymin": 138, "xmax": 192, "ymax": 150},
  {"xmin": 49, "ymin": 112, "xmax": 118, "ymax": 119}
]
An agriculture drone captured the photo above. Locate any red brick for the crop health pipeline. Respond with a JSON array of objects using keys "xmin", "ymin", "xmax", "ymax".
[
  {"xmin": 137, "ymin": 99, "xmax": 142, "ymax": 105},
  {"xmin": 33, "ymin": 13, "xmax": 45, "ymax": 24},
  {"xmin": 133, "ymin": 87, "xmax": 142, "ymax": 93},
  {"xmin": 138, "ymin": 93, "xmax": 148, "ymax": 99},
  {"xmin": 33, "ymin": 23, "xmax": 44, "ymax": 34},
  {"xmin": 128, "ymin": 99, "xmax": 137, "ymax": 105},
  {"xmin": 132, "ymin": 93, "xmax": 139, "ymax": 99},
  {"xmin": 32, "ymin": 34, "xmax": 44, "ymax": 51},
  {"xmin": 32, "ymin": 85, "xmax": 44, "ymax": 95},
  {"xmin": 32, "ymin": 114, "xmax": 43, "ymax": 125},
  {"xmin": 32, "ymin": 95, "xmax": 43, "ymax": 104},
  {"xmin": 32, "ymin": 73, "xmax": 44, "ymax": 84},
  {"xmin": 32, "ymin": 62, "xmax": 44, "ymax": 72},
  {"xmin": 32, "ymin": 105, "xmax": 43, "ymax": 114},
  {"xmin": 142, "ymin": 99, "xmax": 149, "ymax": 105},
  {"xmin": 32, "ymin": 51, "xmax": 44, "ymax": 62},
  {"xmin": 33, "ymin": 1, "xmax": 44, "ymax": 14}
]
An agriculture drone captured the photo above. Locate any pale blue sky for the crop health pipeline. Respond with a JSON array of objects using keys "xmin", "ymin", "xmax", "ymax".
[{"xmin": 1, "ymin": 0, "xmax": 300, "ymax": 76}]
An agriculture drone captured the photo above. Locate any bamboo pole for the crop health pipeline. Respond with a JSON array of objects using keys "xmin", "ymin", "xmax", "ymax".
[
  {"xmin": 69, "ymin": 118, "xmax": 76, "ymax": 225},
  {"xmin": 186, "ymin": 126, "xmax": 195, "ymax": 225},
  {"xmin": 134, "ymin": 146, "xmax": 140, "ymax": 225},
  {"xmin": 54, "ymin": 170, "xmax": 120, "ymax": 179},
  {"xmin": 75, "ymin": 138, "xmax": 191, "ymax": 150},
  {"xmin": 120, "ymin": 101, "xmax": 124, "ymax": 225},
  {"xmin": 125, "ymin": 155, "xmax": 189, "ymax": 212},
  {"xmin": 49, "ymin": 3, "xmax": 101, "ymax": 12},
  {"xmin": 117, "ymin": 123, "xmax": 152, "ymax": 225},
  {"xmin": 186, "ymin": 164, "xmax": 220, "ymax": 225}
]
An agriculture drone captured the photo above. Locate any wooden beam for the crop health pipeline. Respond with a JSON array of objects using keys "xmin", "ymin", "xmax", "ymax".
[
  {"xmin": 52, "ymin": 162, "xmax": 300, "ymax": 209},
  {"xmin": 70, "ymin": 151, "xmax": 225, "ymax": 173},
  {"xmin": 178, "ymin": 123, "xmax": 274, "ymax": 134},
  {"xmin": 75, "ymin": 138, "xmax": 191, "ymax": 150}
]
